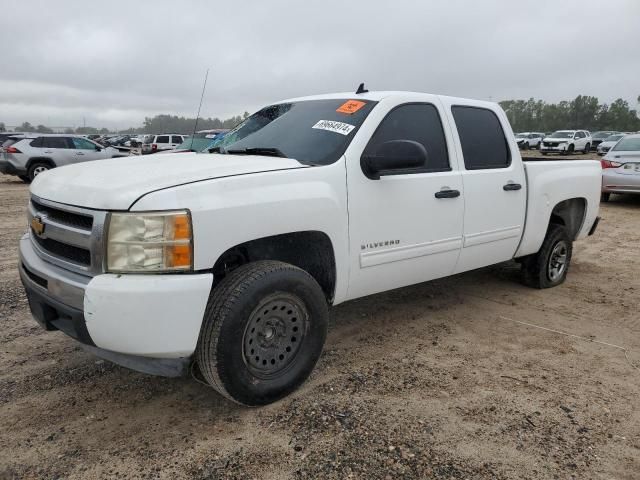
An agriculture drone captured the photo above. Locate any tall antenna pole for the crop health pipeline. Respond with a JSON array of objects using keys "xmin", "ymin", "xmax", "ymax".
[{"xmin": 190, "ymin": 68, "xmax": 209, "ymax": 149}]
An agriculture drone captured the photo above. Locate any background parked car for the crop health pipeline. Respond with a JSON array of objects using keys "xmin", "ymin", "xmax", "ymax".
[
  {"xmin": 590, "ymin": 131, "xmax": 620, "ymax": 151},
  {"xmin": 540, "ymin": 130, "xmax": 592, "ymax": 155},
  {"xmin": 161, "ymin": 129, "xmax": 229, "ymax": 153},
  {"xmin": 515, "ymin": 132, "xmax": 544, "ymax": 149},
  {"xmin": 142, "ymin": 134, "xmax": 188, "ymax": 154},
  {"xmin": 597, "ymin": 133, "xmax": 626, "ymax": 155},
  {"xmin": 0, "ymin": 134, "xmax": 123, "ymax": 182},
  {"xmin": 601, "ymin": 133, "xmax": 640, "ymax": 202}
]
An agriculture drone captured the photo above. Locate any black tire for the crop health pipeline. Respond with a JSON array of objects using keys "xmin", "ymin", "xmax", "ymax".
[
  {"xmin": 196, "ymin": 260, "xmax": 328, "ymax": 406},
  {"xmin": 27, "ymin": 162, "xmax": 51, "ymax": 181},
  {"xmin": 583, "ymin": 143, "xmax": 590, "ymax": 154},
  {"xmin": 521, "ymin": 224, "xmax": 573, "ymax": 289},
  {"xmin": 18, "ymin": 175, "xmax": 31, "ymax": 183},
  {"xmin": 601, "ymin": 192, "xmax": 611, "ymax": 202}
]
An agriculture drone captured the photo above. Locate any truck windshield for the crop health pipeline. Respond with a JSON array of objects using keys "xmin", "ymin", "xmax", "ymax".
[{"xmin": 208, "ymin": 99, "xmax": 377, "ymax": 165}]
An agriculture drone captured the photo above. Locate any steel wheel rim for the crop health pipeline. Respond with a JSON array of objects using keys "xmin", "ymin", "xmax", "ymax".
[
  {"xmin": 242, "ymin": 292, "xmax": 308, "ymax": 379},
  {"xmin": 33, "ymin": 166, "xmax": 48, "ymax": 177},
  {"xmin": 548, "ymin": 241, "xmax": 568, "ymax": 281}
]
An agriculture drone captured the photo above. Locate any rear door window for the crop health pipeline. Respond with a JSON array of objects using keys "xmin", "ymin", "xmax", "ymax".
[
  {"xmin": 171, "ymin": 135, "xmax": 183, "ymax": 144},
  {"xmin": 451, "ymin": 106, "xmax": 511, "ymax": 170},
  {"xmin": 43, "ymin": 137, "xmax": 72, "ymax": 149},
  {"xmin": 156, "ymin": 136, "xmax": 170, "ymax": 144}
]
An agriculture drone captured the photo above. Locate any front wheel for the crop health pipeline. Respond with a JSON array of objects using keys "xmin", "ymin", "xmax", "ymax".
[
  {"xmin": 521, "ymin": 225, "xmax": 573, "ymax": 289},
  {"xmin": 196, "ymin": 261, "xmax": 328, "ymax": 406}
]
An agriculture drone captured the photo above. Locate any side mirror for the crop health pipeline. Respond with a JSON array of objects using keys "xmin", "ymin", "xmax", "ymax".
[{"xmin": 361, "ymin": 140, "xmax": 428, "ymax": 180}]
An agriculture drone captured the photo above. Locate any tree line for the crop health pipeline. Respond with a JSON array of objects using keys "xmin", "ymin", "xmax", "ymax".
[
  {"xmin": 3, "ymin": 96, "xmax": 639, "ymax": 135},
  {"xmin": 0, "ymin": 112, "xmax": 250, "ymax": 135},
  {"xmin": 499, "ymin": 95, "xmax": 640, "ymax": 133}
]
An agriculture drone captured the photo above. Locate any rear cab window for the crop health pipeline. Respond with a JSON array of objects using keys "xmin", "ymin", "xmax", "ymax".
[{"xmin": 451, "ymin": 106, "xmax": 511, "ymax": 170}]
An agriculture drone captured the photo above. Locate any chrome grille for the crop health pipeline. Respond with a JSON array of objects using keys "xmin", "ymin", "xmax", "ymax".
[{"xmin": 28, "ymin": 195, "xmax": 107, "ymax": 276}]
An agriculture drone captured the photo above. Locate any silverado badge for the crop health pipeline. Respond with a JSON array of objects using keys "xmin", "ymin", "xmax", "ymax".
[{"xmin": 31, "ymin": 216, "xmax": 45, "ymax": 237}]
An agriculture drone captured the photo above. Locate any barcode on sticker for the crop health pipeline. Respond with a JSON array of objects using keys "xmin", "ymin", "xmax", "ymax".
[{"xmin": 312, "ymin": 120, "xmax": 355, "ymax": 136}]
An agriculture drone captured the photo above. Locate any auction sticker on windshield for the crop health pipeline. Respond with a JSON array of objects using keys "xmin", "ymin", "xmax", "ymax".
[
  {"xmin": 336, "ymin": 100, "xmax": 366, "ymax": 115},
  {"xmin": 312, "ymin": 120, "xmax": 355, "ymax": 136}
]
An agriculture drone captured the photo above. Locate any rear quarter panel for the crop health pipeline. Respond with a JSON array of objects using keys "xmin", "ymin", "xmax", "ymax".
[{"xmin": 516, "ymin": 160, "xmax": 601, "ymax": 257}]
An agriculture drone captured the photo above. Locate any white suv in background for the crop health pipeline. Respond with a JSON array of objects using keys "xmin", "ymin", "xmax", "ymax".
[
  {"xmin": 540, "ymin": 130, "xmax": 592, "ymax": 155},
  {"xmin": 142, "ymin": 134, "xmax": 188, "ymax": 154},
  {"xmin": 515, "ymin": 132, "xmax": 545, "ymax": 149}
]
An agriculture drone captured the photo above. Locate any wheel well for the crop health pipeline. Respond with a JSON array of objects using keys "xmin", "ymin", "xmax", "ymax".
[
  {"xmin": 26, "ymin": 157, "xmax": 55, "ymax": 171},
  {"xmin": 212, "ymin": 231, "xmax": 337, "ymax": 302},
  {"xmin": 549, "ymin": 198, "xmax": 586, "ymax": 239}
]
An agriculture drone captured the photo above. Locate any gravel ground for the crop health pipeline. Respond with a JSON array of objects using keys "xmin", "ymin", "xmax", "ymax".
[{"xmin": 0, "ymin": 163, "xmax": 638, "ymax": 479}]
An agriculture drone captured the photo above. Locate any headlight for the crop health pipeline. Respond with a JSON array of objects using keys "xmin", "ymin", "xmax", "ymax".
[{"xmin": 106, "ymin": 210, "xmax": 193, "ymax": 273}]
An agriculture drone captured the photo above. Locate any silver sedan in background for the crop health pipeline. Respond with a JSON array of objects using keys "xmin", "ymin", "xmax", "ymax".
[
  {"xmin": 597, "ymin": 133, "xmax": 626, "ymax": 155},
  {"xmin": 601, "ymin": 133, "xmax": 640, "ymax": 202}
]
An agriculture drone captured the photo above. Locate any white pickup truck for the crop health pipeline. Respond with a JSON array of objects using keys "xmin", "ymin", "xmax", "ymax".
[{"xmin": 20, "ymin": 90, "xmax": 601, "ymax": 405}]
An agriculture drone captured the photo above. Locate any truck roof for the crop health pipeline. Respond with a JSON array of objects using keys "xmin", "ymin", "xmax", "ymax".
[{"xmin": 280, "ymin": 90, "xmax": 500, "ymax": 109}]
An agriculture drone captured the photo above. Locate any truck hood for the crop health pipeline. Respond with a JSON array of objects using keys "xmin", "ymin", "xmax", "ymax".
[{"xmin": 30, "ymin": 152, "xmax": 308, "ymax": 210}]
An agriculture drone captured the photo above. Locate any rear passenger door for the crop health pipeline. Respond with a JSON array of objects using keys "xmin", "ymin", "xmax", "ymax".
[
  {"xmin": 42, "ymin": 137, "xmax": 75, "ymax": 166},
  {"xmin": 444, "ymin": 103, "xmax": 526, "ymax": 273}
]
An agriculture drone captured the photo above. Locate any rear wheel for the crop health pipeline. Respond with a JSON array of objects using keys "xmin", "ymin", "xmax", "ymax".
[
  {"xmin": 27, "ymin": 162, "xmax": 51, "ymax": 181},
  {"xmin": 601, "ymin": 192, "xmax": 611, "ymax": 202},
  {"xmin": 18, "ymin": 175, "xmax": 30, "ymax": 183},
  {"xmin": 521, "ymin": 224, "xmax": 573, "ymax": 289},
  {"xmin": 196, "ymin": 260, "xmax": 328, "ymax": 406},
  {"xmin": 583, "ymin": 143, "xmax": 590, "ymax": 154}
]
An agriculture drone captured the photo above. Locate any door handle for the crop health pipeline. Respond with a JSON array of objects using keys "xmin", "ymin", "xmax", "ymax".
[
  {"xmin": 76, "ymin": 152, "xmax": 85, "ymax": 155},
  {"xmin": 435, "ymin": 189, "xmax": 460, "ymax": 199},
  {"xmin": 503, "ymin": 183, "xmax": 522, "ymax": 191}
]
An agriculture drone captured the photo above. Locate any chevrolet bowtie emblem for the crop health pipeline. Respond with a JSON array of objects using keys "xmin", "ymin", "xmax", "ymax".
[{"xmin": 31, "ymin": 216, "xmax": 45, "ymax": 237}]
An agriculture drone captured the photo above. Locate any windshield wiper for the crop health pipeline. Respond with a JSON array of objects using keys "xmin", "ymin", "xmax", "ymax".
[{"xmin": 225, "ymin": 147, "xmax": 288, "ymax": 158}]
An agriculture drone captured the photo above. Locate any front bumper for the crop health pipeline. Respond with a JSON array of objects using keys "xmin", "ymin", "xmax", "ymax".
[
  {"xmin": 540, "ymin": 144, "xmax": 569, "ymax": 153},
  {"xmin": 19, "ymin": 234, "xmax": 213, "ymax": 376}
]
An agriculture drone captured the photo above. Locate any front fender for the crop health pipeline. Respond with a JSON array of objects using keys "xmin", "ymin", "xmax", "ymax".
[{"xmin": 130, "ymin": 159, "xmax": 350, "ymax": 302}]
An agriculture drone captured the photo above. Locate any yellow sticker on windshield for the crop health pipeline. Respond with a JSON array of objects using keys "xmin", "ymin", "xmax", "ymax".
[{"xmin": 336, "ymin": 100, "xmax": 366, "ymax": 115}]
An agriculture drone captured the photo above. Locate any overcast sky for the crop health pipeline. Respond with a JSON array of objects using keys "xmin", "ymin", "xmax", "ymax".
[{"xmin": 2, "ymin": 0, "xmax": 639, "ymax": 129}]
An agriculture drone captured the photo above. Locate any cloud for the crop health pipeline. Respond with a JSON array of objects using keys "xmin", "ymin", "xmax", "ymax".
[{"xmin": 1, "ymin": 0, "xmax": 639, "ymax": 129}]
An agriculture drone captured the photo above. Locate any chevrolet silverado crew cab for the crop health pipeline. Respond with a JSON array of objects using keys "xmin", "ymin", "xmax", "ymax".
[{"xmin": 20, "ymin": 90, "xmax": 601, "ymax": 406}]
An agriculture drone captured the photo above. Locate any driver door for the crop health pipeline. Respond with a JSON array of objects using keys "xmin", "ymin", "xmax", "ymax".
[{"xmin": 345, "ymin": 99, "xmax": 464, "ymax": 300}]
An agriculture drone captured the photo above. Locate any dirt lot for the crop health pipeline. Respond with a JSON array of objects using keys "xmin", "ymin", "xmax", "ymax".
[{"xmin": 1, "ymin": 160, "xmax": 638, "ymax": 479}]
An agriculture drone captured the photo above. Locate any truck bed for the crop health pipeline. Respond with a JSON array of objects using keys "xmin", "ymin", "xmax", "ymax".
[{"xmin": 515, "ymin": 159, "xmax": 601, "ymax": 258}]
